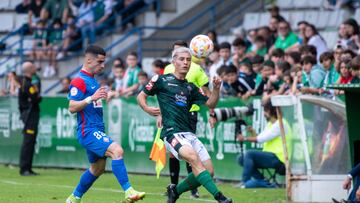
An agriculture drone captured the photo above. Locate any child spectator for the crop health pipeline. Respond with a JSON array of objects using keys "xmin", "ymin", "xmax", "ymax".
[
  {"xmin": 299, "ymin": 45, "xmax": 317, "ymax": 59},
  {"xmin": 56, "ymin": 77, "xmax": 71, "ymax": 94},
  {"xmin": 238, "ymin": 62, "xmax": 255, "ymax": 95},
  {"xmin": 122, "ymin": 51, "xmax": 141, "ymax": 95},
  {"xmin": 285, "ymin": 51, "xmax": 301, "ymax": 66},
  {"xmin": 248, "ymin": 36, "xmax": 268, "ymax": 57},
  {"xmin": 32, "ymin": 20, "xmax": 47, "ymax": 69},
  {"xmin": 151, "ymin": 59, "xmax": 165, "ymax": 75},
  {"xmin": 44, "ymin": 19, "xmax": 63, "ymax": 78},
  {"xmin": 217, "ymin": 65, "xmax": 232, "ymax": 97},
  {"xmin": 350, "ymin": 55, "xmax": 360, "ymax": 83},
  {"xmin": 232, "ymin": 38, "xmax": 248, "ymax": 68},
  {"xmin": 135, "ymin": 71, "xmax": 149, "ymax": 95},
  {"xmin": 320, "ymin": 52, "xmax": 339, "ymax": 87},
  {"xmin": 250, "ymin": 55, "xmax": 264, "ymax": 78},
  {"xmin": 338, "ymin": 58, "xmax": 353, "ymax": 84},
  {"xmin": 252, "ymin": 60, "xmax": 275, "ymax": 96},
  {"xmin": 209, "ymin": 42, "xmax": 232, "ymax": 79},
  {"xmin": 270, "ymin": 48, "xmax": 285, "ymax": 64}
]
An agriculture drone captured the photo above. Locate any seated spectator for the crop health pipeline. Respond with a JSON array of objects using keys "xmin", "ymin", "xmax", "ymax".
[
  {"xmin": 207, "ymin": 30, "xmax": 218, "ymax": 46},
  {"xmin": 297, "ymin": 21, "xmax": 309, "ymax": 45},
  {"xmin": 58, "ymin": 16, "xmax": 81, "ymax": 58},
  {"xmin": 236, "ymin": 101, "xmax": 290, "ymax": 188},
  {"xmin": 118, "ymin": 0, "xmax": 146, "ymax": 31},
  {"xmin": 1, "ymin": 71, "xmax": 20, "ymax": 96},
  {"xmin": 301, "ymin": 55, "xmax": 319, "ymax": 88},
  {"xmin": 209, "ymin": 42, "xmax": 232, "ymax": 79},
  {"xmin": 299, "ymin": 45, "xmax": 317, "ymax": 60},
  {"xmin": 133, "ymin": 71, "xmax": 149, "ymax": 95},
  {"xmin": 57, "ymin": 77, "xmax": 71, "ymax": 94},
  {"xmin": 238, "ymin": 62, "xmax": 255, "ymax": 96},
  {"xmin": 232, "ymin": 38, "xmax": 248, "ymax": 69},
  {"xmin": 217, "ymin": 65, "xmax": 233, "ymax": 97},
  {"xmin": 16, "ymin": 0, "xmax": 31, "ymax": 14},
  {"xmin": 257, "ymin": 26, "xmax": 275, "ymax": 49},
  {"xmin": 248, "ymin": 36, "xmax": 268, "ymax": 57},
  {"xmin": 31, "ymin": 20, "xmax": 47, "ymax": 69},
  {"xmin": 250, "ymin": 55, "xmax": 264, "ymax": 79},
  {"xmin": 44, "ymin": 19, "xmax": 63, "ymax": 78},
  {"xmin": 350, "ymin": 55, "xmax": 360, "ymax": 83},
  {"xmin": 332, "ymin": 162, "xmax": 360, "ymax": 203},
  {"xmin": 273, "ymin": 20, "xmax": 299, "ymax": 52},
  {"xmin": 77, "ymin": 0, "xmax": 97, "ymax": 48},
  {"xmin": 95, "ymin": 0, "xmax": 116, "ymax": 33},
  {"xmin": 270, "ymin": 48, "xmax": 285, "ymax": 64},
  {"xmin": 337, "ymin": 58, "xmax": 353, "ymax": 84},
  {"xmin": 28, "ymin": 0, "xmax": 46, "ymax": 31},
  {"xmin": 41, "ymin": 0, "xmax": 69, "ymax": 24},
  {"xmin": 343, "ymin": 18, "xmax": 360, "ymax": 53},
  {"xmin": 151, "ymin": 59, "xmax": 165, "ymax": 75},
  {"xmin": 122, "ymin": 51, "xmax": 141, "ymax": 95},
  {"xmin": 285, "ymin": 51, "xmax": 301, "ymax": 66},
  {"xmin": 304, "ymin": 24, "xmax": 328, "ymax": 61},
  {"xmin": 252, "ymin": 60, "xmax": 275, "ymax": 96}
]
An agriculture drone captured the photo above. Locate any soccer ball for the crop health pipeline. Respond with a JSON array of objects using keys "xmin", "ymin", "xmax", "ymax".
[{"xmin": 189, "ymin": 34, "xmax": 214, "ymax": 58}]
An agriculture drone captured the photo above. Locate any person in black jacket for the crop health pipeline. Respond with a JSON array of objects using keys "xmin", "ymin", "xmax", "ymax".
[
  {"xmin": 18, "ymin": 61, "xmax": 42, "ymax": 176},
  {"xmin": 333, "ymin": 163, "xmax": 360, "ymax": 203}
]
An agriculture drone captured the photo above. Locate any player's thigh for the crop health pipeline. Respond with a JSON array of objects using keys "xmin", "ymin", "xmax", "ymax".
[
  {"xmin": 164, "ymin": 133, "xmax": 198, "ymax": 163},
  {"xmin": 105, "ymin": 142, "xmax": 124, "ymax": 159},
  {"xmin": 79, "ymin": 129, "xmax": 113, "ymax": 163},
  {"xmin": 192, "ymin": 137, "xmax": 213, "ymax": 175},
  {"xmin": 90, "ymin": 158, "xmax": 106, "ymax": 176}
]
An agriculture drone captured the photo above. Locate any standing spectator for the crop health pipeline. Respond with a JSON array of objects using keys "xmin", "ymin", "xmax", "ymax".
[
  {"xmin": 122, "ymin": 51, "xmax": 141, "ymax": 95},
  {"xmin": 44, "ymin": 19, "xmax": 63, "ymax": 78},
  {"xmin": 95, "ymin": 0, "xmax": 116, "ymax": 33},
  {"xmin": 18, "ymin": 61, "xmax": 42, "ymax": 176},
  {"xmin": 209, "ymin": 42, "xmax": 232, "ymax": 79},
  {"xmin": 232, "ymin": 38, "xmax": 248, "ymax": 69},
  {"xmin": 28, "ymin": 0, "xmax": 46, "ymax": 31},
  {"xmin": 273, "ymin": 20, "xmax": 299, "ymax": 52},
  {"xmin": 41, "ymin": 0, "xmax": 69, "ymax": 24},
  {"xmin": 31, "ymin": 20, "xmax": 47, "ymax": 69},
  {"xmin": 343, "ymin": 18, "xmax": 360, "ymax": 53},
  {"xmin": 207, "ymin": 30, "xmax": 218, "ymax": 46},
  {"xmin": 57, "ymin": 77, "xmax": 71, "ymax": 94},
  {"xmin": 304, "ymin": 24, "xmax": 328, "ymax": 61},
  {"xmin": 77, "ymin": 0, "xmax": 97, "ymax": 48}
]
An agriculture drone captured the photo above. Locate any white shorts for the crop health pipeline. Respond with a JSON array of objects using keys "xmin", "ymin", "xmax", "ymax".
[{"xmin": 164, "ymin": 132, "xmax": 210, "ymax": 162}]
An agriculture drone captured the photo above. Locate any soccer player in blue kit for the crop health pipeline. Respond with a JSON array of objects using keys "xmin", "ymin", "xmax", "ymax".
[{"xmin": 66, "ymin": 45, "xmax": 145, "ymax": 203}]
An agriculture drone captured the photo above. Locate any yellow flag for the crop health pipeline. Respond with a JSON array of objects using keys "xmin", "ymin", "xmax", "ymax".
[{"xmin": 149, "ymin": 128, "xmax": 166, "ymax": 179}]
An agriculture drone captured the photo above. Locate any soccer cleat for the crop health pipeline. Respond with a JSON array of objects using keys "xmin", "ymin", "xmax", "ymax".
[
  {"xmin": 65, "ymin": 194, "xmax": 81, "ymax": 203},
  {"xmin": 123, "ymin": 187, "xmax": 145, "ymax": 203},
  {"xmin": 167, "ymin": 184, "xmax": 179, "ymax": 203},
  {"xmin": 214, "ymin": 192, "xmax": 232, "ymax": 203},
  {"xmin": 190, "ymin": 189, "xmax": 200, "ymax": 199}
]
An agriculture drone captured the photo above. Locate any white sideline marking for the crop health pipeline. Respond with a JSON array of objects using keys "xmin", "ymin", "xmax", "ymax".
[{"xmin": 0, "ymin": 179, "xmax": 216, "ymax": 202}]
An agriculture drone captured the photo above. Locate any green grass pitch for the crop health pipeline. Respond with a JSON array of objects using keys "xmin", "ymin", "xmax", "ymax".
[{"xmin": 0, "ymin": 165, "xmax": 286, "ymax": 203}]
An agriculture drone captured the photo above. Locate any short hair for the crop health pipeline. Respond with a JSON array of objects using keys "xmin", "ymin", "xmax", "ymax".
[
  {"xmin": 343, "ymin": 49, "xmax": 356, "ymax": 58},
  {"xmin": 137, "ymin": 71, "xmax": 148, "ymax": 78},
  {"xmin": 172, "ymin": 47, "xmax": 191, "ymax": 60},
  {"xmin": 287, "ymin": 51, "xmax": 302, "ymax": 64},
  {"xmin": 263, "ymin": 101, "xmax": 277, "ymax": 118},
  {"xmin": 240, "ymin": 62, "xmax": 253, "ymax": 72},
  {"xmin": 219, "ymin": 42, "xmax": 231, "ymax": 50},
  {"xmin": 351, "ymin": 55, "xmax": 360, "ymax": 70},
  {"xmin": 172, "ymin": 40, "xmax": 188, "ymax": 49},
  {"xmin": 301, "ymin": 55, "xmax": 317, "ymax": 65},
  {"xmin": 299, "ymin": 45, "xmax": 317, "ymax": 57},
  {"xmin": 254, "ymin": 36, "xmax": 265, "ymax": 43},
  {"xmin": 152, "ymin": 59, "xmax": 164, "ymax": 69},
  {"xmin": 127, "ymin": 51, "xmax": 138, "ymax": 58},
  {"xmin": 276, "ymin": 61, "xmax": 291, "ymax": 72},
  {"xmin": 297, "ymin": 21, "xmax": 309, "ymax": 26},
  {"xmin": 217, "ymin": 65, "xmax": 229, "ymax": 75},
  {"xmin": 271, "ymin": 48, "xmax": 285, "ymax": 58},
  {"xmin": 340, "ymin": 58, "xmax": 352, "ymax": 69},
  {"xmin": 232, "ymin": 38, "xmax": 246, "ymax": 47},
  {"xmin": 225, "ymin": 64, "xmax": 238, "ymax": 74},
  {"xmin": 85, "ymin": 45, "xmax": 106, "ymax": 56},
  {"xmin": 263, "ymin": 60, "xmax": 275, "ymax": 69},
  {"xmin": 319, "ymin": 52, "xmax": 334, "ymax": 63},
  {"xmin": 251, "ymin": 55, "xmax": 264, "ymax": 64}
]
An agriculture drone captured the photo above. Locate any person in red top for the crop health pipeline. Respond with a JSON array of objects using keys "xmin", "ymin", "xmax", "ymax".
[
  {"xmin": 151, "ymin": 59, "xmax": 165, "ymax": 75},
  {"xmin": 337, "ymin": 58, "xmax": 353, "ymax": 84}
]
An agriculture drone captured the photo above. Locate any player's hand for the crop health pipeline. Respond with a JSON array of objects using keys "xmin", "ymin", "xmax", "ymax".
[
  {"xmin": 145, "ymin": 106, "xmax": 161, "ymax": 116},
  {"xmin": 343, "ymin": 176, "xmax": 352, "ymax": 190},
  {"xmin": 156, "ymin": 115, "xmax": 162, "ymax": 128},
  {"xmin": 209, "ymin": 116, "xmax": 217, "ymax": 128},
  {"xmin": 212, "ymin": 77, "xmax": 222, "ymax": 90},
  {"xmin": 91, "ymin": 87, "xmax": 108, "ymax": 101}
]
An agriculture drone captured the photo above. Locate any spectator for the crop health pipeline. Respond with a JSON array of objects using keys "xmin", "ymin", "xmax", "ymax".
[
  {"xmin": 337, "ymin": 23, "xmax": 351, "ymax": 49},
  {"xmin": 77, "ymin": 0, "xmax": 97, "ymax": 48},
  {"xmin": 342, "ymin": 49, "xmax": 357, "ymax": 60},
  {"xmin": 304, "ymin": 24, "xmax": 328, "ymax": 61},
  {"xmin": 132, "ymin": 71, "xmax": 149, "ymax": 95},
  {"xmin": 206, "ymin": 44, "xmax": 220, "ymax": 75},
  {"xmin": 236, "ymin": 101, "xmax": 290, "ymax": 188},
  {"xmin": 301, "ymin": 55, "xmax": 319, "ymax": 88},
  {"xmin": 332, "ymin": 163, "xmax": 360, "ymax": 203},
  {"xmin": 226, "ymin": 64, "xmax": 246, "ymax": 97},
  {"xmin": 253, "ymin": 60, "xmax": 275, "ymax": 96},
  {"xmin": 95, "ymin": 0, "xmax": 116, "ymax": 34},
  {"xmin": 269, "ymin": 16, "xmax": 282, "ymax": 39},
  {"xmin": 217, "ymin": 65, "xmax": 232, "ymax": 97},
  {"xmin": 333, "ymin": 44, "xmax": 345, "ymax": 71},
  {"xmin": 299, "ymin": 45, "xmax": 317, "ymax": 59},
  {"xmin": 321, "ymin": 52, "xmax": 339, "ymax": 87},
  {"xmin": 122, "ymin": 51, "xmax": 141, "ymax": 95},
  {"xmin": 209, "ymin": 42, "xmax": 232, "ymax": 79},
  {"xmin": 248, "ymin": 36, "xmax": 268, "ymax": 57},
  {"xmin": 337, "ymin": 58, "xmax": 353, "ymax": 84},
  {"xmin": 267, "ymin": 5, "xmax": 285, "ymax": 21},
  {"xmin": 273, "ymin": 20, "xmax": 299, "ymax": 52},
  {"xmin": 350, "ymin": 55, "xmax": 360, "ymax": 83},
  {"xmin": 119, "ymin": 0, "xmax": 146, "ymax": 31},
  {"xmin": 232, "ymin": 38, "xmax": 248, "ymax": 68},
  {"xmin": 41, "ymin": 0, "xmax": 69, "ymax": 24},
  {"xmin": 285, "ymin": 51, "xmax": 302, "ymax": 66},
  {"xmin": 31, "ymin": 20, "xmax": 47, "ymax": 69},
  {"xmin": 57, "ymin": 77, "xmax": 71, "ymax": 94},
  {"xmin": 207, "ymin": 30, "xmax": 218, "ymax": 46},
  {"xmin": 343, "ymin": 18, "xmax": 360, "ymax": 53},
  {"xmin": 58, "ymin": 16, "xmax": 81, "ymax": 59},
  {"xmin": 238, "ymin": 62, "xmax": 255, "ymax": 98},
  {"xmin": 28, "ymin": 0, "xmax": 46, "ymax": 30},
  {"xmin": 257, "ymin": 26, "xmax": 275, "ymax": 50},
  {"xmin": 44, "ymin": 19, "xmax": 63, "ymax": 78},
  {"xmin": 297, "ymin": 21, "xmax": 309, "ymax": 45},
  {"xmin": 16, "ymin": 0, "xmax": 31, "ymax": 14},
  {"xmin": 270, "ymin": 48, "xmax": 285, "ymax": 64},
  {"xmin": 151, "ymin": 59, "xmax": 165, "ymax": 75},
  {"xmin": 1, "ymin": 71, "xmax": 20, "ymax": 96},
  {"xmin": 250, "ymin": 55, "xmax": 264, "ymax": 77},
  {"xmin": 108, "ymin": 57, "xmax": 125, "ymax": 79}
]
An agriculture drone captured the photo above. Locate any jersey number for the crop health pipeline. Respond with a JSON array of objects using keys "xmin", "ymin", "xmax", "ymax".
[{"xmin": 93, "ymin": 131, "xmax": 106, "ymax": 140}]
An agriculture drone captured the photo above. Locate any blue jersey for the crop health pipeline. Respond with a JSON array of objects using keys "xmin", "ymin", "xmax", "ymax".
[{"xmin": 68, "ymin": 70, "xmax": 105, "ymax": 136}]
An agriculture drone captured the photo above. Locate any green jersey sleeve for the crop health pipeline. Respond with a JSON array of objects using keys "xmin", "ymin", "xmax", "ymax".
[
  {"xmin": 190, "ymin": 84, "xmax": 208, "ymax": 106},
  {"xmin": 143, "ymin": 75, "xmax": 161, "ymax": 96}
]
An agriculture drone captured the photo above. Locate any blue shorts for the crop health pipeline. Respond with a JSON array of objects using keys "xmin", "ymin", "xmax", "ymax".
[{"xmin": 77, "ymin": 128, "xmax": 113, "ymax": 163}]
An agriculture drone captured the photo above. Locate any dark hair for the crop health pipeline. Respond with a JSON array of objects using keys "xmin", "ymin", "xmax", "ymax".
[
  {"xmin": 263, "ymin": 101, "xmax": 277, "ymax": 118},
  {"xmin": 128, "ymin": 51, "xmax": 138, "ymax": 58},
  {"xmin": 278, "ymin": 20, "xmax": 290, "ymax": 29},
  {"xmin": 138, "ymin": 71, "xmax": 148, "ymax": 78},
  {"xmin": 152, "ymin": 59, "xmax": 164, "ymax": 69},
  {"xmin": 172, "ymin": 40, "xmax": 188, "ymax": 49},
  {"xmin": 225, "ymin": 64, "xmax": 238, "ymax": 74},
  {"xmin": 301, "ymin": 55, "xmax": 317, "ymax": 65},
  {"xmin": 299, "ymin": 45, "xmax": 317, "ymax": 57},
  {"xmin": 85, "ymin": 45, "xmax": 106, "ymax": 56},
  {"xmin": 320, "ymin": 52, "xmax": 334, "ymax": 63},
  {"xmin": 343, "ymin": 49, "xmax": 357, "ymax": 58},
  {"xmin": 263, "ymin": 60, "xmax": 275, "ymax": 69},
  {"xmin": 351, "ymin": 55, "xmax": 360, "ymax": 70},
  {"xmin": 271, "ymin": 48, "xmax": 285, "ymax": 58},
  {"xmin": 340, "ymin": 58, "xmax": 352, "ymax": 69},
  {"xmin": 276, "ymin": 61, "xmax": 291, "ymax": 72},
  {"xmin": 213, "ymin": 44, "xmax": 220, "ymax": 52},
  {"xmin": 62, "ymin": 77, "xmax": 71, "ymax": 83},
  {"xmin": 207, "ymin": 30, "xmax": 218, "ymax": 44},
  {"xmin": 240, "ymin": 62, "xmax": 253, "ymax": 72},
  {"xmin": 255, "ymin": 36, "xmax": 265, "ymax": 43},
  {"xmin": 287, "ymin": 51, "xmax": 302, "ymax": 64},
  {"xmin": 217, "ymin": 65, "xmax": 228, "ymax": 75},
  {"xmin": 343, "ymin": 18, "xmax": 360, "ymax": 35},
  {"xmin": 251, "ymin": 55, "xmax": 264, "ymax": 64},
  {"xmin": 297, "ymin": 21, "xmax": 309, "ymax": 26},
  {"xmin": 219, "ymin": 42, "xmax": 231, "ymax": 50},
  {"xmin": 232, "ymin": 38, "xmax": 246, "ymax": 47},
  {"xmin": 52, "ymin": 18, "xmax": 63, "ymax": 27}
]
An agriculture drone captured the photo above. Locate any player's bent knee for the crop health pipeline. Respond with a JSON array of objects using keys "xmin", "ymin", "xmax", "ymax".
[{"xmin": 109, "ymin": 143, "xmax": 124, "ymax": 160}]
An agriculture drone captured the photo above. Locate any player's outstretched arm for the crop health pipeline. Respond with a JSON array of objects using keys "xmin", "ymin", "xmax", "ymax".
[
  {"xmin": 137, "ymin": 91, "xmax": 161, "ymax": 116},
  {"xmin": 69, "ymin": 87, "xmax": 107, "ymax": 113},
  {"xmin": 205, "ymin": 77, "xmax": 221, "ymax": 109}
]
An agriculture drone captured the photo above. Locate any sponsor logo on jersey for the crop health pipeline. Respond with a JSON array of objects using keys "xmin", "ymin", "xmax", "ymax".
[
  {"xmin": 70, "ymin": 87, "xmax": 78, "ymax": 96},
  {"xmin": 167, "ymin": 83, "xmax": 178, "ymax": 87},
  {"xmin": 187, "ymin": 85, "xmax": 192, "ymax": 91},
  {"xmin": 175, "ymin": 94, "xmax": 187, "ymax": 107},
  {"xmin": 93, "ymin": 100, "xmax": 103, "ymax": 108}
]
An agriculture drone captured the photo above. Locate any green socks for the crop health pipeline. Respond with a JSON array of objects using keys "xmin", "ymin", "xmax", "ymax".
[
  {"xmin": 195, "ymin": 170, "xmax": 220, "ymax": 197},
  {"xmin": 176, "ymin": 170, "xmax": 220, "ymax": 198},
  {"xmin": 176, "ymin": 172, "xmax": 201, "ymax": 194}
]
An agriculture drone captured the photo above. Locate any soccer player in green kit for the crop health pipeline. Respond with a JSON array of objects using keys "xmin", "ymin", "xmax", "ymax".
[{"xmin": 137, "ymin": 47, "xmax": 232, "ymax": 203}]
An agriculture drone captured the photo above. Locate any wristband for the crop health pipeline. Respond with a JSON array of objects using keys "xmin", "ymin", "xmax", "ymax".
[
  {"xmin": 348, "ymin": 174, "xmax": 353, "ymax": 180},
  {"xmin": 85, "ymin": 96, "xmax": 93, "ymax": 104}
]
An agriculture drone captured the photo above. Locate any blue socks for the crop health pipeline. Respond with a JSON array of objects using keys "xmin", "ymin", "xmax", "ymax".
[
  {"xmin": 73, "ymin": 169, "xmax": 98, "ymax": 198},
  {"xmin": 112, "ymin": 159, "xmax": 131, "ymax": 191}
]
